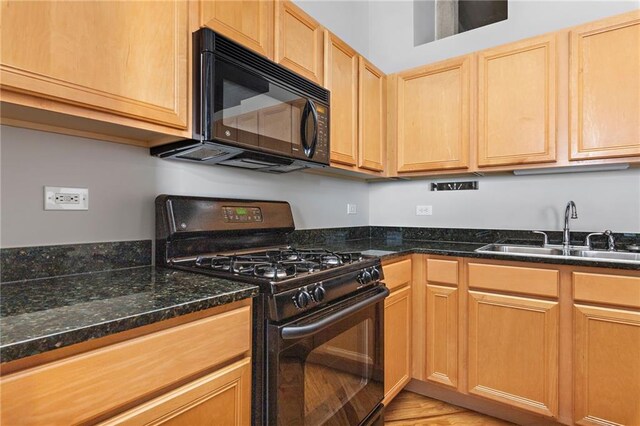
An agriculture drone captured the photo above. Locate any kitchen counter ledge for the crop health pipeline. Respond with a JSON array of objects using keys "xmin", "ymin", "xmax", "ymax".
[
  {"xmin": 0, "ymin": 266, "xmax": 258, "ymax": 363},
  {"xmin": 320, "ymin": 238, "xmax": 640, "ymax": 270}
]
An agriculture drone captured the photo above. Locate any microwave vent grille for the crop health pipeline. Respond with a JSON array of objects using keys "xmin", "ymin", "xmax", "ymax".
[{"xmin": 214, "ymin": 36, "xmax": 329, "ymax": 104}]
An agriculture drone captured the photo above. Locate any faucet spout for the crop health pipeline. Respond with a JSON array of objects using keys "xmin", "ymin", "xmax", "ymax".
[{"xmin": 563, "ymin": 201, "xmax": 578, "ymax": 251}]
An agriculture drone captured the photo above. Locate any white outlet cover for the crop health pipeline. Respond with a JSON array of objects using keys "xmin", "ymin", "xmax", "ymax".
[
  {"xmin": 416, "ymin": 205, "xmax": 433, "ymax": 216},
  {"xmin": 347, "ymin": 203, "xmax": 357, "ymax": 215},
  {"xmin": 44, "ymin": 186, "xmax": 89, "ymax": 210}
]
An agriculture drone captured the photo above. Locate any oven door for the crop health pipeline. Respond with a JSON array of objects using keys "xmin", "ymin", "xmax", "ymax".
[{"xmin": 267, "ymin": 286, "xmax": 388, "ymax": 426}]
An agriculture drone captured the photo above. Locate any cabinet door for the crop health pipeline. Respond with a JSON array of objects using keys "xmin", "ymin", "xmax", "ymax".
[
  {"xmin": 325, "ymin": 32, "xmax": 358, "ymax": 166},
  {"xmin": 100, "ymin": 358, "xmax": 252, "ymax": 426},
  {"xmin": 570, "ymin": 11, "xmax": 640, "ymax": 160},
  {"xmin": 426, "ymin": 284, "xmax": 458, "ymax": 388},
  {"xmin": 396, "ymin": 56, "xmax": 470, "ymax": 172},
  {"xmin": 275, "ymin": 0, "xmax": 323, "ymax": 84},
  {"xmin": 200, "ymin": 0, "xmax": 274, "ymax": 59},
  {"xmin": 384, "ymin": 286, "xmax": 412, "ymax": 404},
  {"xmin": 477, "ymin": 34, "xmax": 557, "ymax": 167},
  {"xmin": 358, "ymin": 57, "xmax": 386, "ymax": 172},
  {"xmin": 468, "ymin": 291, "xmax": 558, "ymax": 417},
  {"xmin": 574, "ymin": 305, "xmax": 640, "ymax": 426},
  {"xmin": 0, "ymin": 0, "xmax": 188, "ymax": 129}
]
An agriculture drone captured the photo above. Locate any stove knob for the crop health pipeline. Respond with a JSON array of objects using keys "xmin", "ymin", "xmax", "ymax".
[
  {"xmin": 294, "ymin": 290, "xmax": 311, "ymax": 309},
  {"xmin": 312, "ymin": 285, "xmax": 326, "ymax": 303},
  {"xmin": 361, "ymin": 270, "xmax": 372, "ymax": 284},
  {"xmin": 370, "ymin": 267, "xmax": 380, "ymax": 281}
]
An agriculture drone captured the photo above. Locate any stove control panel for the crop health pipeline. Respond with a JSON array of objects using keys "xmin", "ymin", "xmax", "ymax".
[
  {"xmin": 271, "ymin": 260, "xmax": 385, "ymax": 321},
  {"xmin": 222, "ymin": 206, "xmax": 263, "ymax": 223}
]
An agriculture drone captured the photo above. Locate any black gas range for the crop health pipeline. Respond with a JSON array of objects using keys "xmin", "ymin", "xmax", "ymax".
[{"xmin": 156, "ymin": 195, "xmax": 387, "ymax": 426}]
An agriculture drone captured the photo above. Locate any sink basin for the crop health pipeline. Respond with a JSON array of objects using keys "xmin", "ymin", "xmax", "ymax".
[
  {"xmin": 569, "ymin": 250, "xmax": 640, "ymax": 262},
  {"xmin": 476, "ymin": 244, "xmax": 640, "ymax": 264},
  {"xmin": 477, "ymin": 244, "xmax": 565, "ymax": 256}
]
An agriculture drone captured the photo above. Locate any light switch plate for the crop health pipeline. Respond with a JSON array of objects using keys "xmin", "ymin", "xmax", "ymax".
[
  {"xmin": 347, "ymin": 203, "xmax": 357, "ymax": 215},
  {"xmin": 44, "ymin": 186, "xmax": 89, "ymax": 210}
]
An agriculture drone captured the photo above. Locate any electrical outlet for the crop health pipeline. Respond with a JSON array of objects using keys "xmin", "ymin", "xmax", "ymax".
[
  {"xmin": 347, "ymin": 203, "xmax": 357, "ymax": 215},
  {"xmin": 44, "ymin": 186, "xmax": 89, "ymax": 210},
  {"xmin": 416, "ymin": 205, "xmax": 432, "ymax": 216}
]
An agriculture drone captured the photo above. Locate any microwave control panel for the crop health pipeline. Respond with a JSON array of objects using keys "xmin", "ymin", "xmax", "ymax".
[{"xmin": 315, "ymin": 104, "xmax": 329, "ymax": 158}]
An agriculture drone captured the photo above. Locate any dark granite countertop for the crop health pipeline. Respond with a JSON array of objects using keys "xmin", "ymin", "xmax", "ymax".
[
  {"xmin": 313, "ymin": 239, "xmax": 640, "ymax": 270},
  {"xmin": 0, "ymin": 267, "xmax": 258, "ymax": 363}
]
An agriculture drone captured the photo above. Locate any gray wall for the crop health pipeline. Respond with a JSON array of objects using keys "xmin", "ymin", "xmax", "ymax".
[
  {"xmin": 368, "ymin": 171, "xmax": 640, "ymax": 233},
  {"xmin": 294, "ymin": 0, "xmax": 371, "ymax": 56},
  {"xmin": 0, "ymin": 126, "xmax": 370, "ymax": 247}
]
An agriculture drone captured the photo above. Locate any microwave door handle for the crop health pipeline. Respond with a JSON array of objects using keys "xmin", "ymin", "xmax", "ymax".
[
  {"xmin": 300, "ymin": 100, "xmax": 318, "ymax": 158},
  {"xmin": 307, "ymin": 100, "xmax": 319, "ymax": 157},
  {"xmin": 281, "ymin": 286, "xmax": 389, "ymax": 340}
]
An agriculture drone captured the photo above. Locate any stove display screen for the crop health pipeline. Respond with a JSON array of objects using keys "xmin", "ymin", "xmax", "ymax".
[{"xmin": 222, "ymin": 206, "xmax": 263, "ymax": 223}]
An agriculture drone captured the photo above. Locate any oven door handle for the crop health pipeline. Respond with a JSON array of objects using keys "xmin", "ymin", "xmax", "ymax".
[{"xmin": 281, "ymin": 286, "xmax": 389, "ymax": 340}]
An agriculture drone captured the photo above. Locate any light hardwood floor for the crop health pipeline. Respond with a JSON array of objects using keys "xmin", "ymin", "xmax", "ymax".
[{"xmin": 384, "ymin": 391, "xmax": 514, "ymax": 425}]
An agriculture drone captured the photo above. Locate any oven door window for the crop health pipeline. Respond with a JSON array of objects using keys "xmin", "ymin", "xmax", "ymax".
[
  {"xmin": 272, "ymin": 299, "xmax": 383, "ymax": 425},
  {"xmin": 213, "ymin": 58, "xmax": 306, "ymax": 155}
]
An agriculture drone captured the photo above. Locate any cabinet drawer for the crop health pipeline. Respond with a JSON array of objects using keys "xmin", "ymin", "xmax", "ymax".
[
  {"xmin": 426, "ymin": 258, "xmax": 458, "ymax": 286},
  {"xmin": 573, "ymin": 272, "xmax": 640, "ymax": 309},
  {"xmin": 0, "ymin": 305, "xmax": 251, "ymax": 426},
  {"xmin": 383, "ymin": 258, "xmax": 412, "ymax": 291},
  {"xmin": 468, "ymin": 263, "xmax": 559, "ymax": 298},
  {"xmin": 100, "ymin": 357, "xmax": 252, "ymax": 426}
]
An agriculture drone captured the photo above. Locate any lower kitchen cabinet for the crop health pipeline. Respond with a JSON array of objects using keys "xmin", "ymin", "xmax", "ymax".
[
  {"xmin": 467, "ymin": 291, "xmax": 559, "ymax": 417},
  {"xmin": 467, "ymin": 262, "xmax": 559, "ymax": 417},
  {"xmin": 100, "ymin": 357, "xmax": 252, "ymax": 425},
  {"xmin": 0, "ymin": 301, "xmax": 252, "ymax": 426},
  {"xmin": 382, "ymin": 258, "xmax": 412, "ymax": 404},
  {"xmin": 573, "ymin": 272, "xmax": 640, "ymax": 426},
  {"xmin": 425, "ymin": 258, "xmax": 459, "ymax": 388}
]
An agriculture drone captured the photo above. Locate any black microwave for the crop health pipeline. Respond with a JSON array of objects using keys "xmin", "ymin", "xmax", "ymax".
[{"xmin": 151, "ymin": 29, "xmax": 330, "ymax": 173}]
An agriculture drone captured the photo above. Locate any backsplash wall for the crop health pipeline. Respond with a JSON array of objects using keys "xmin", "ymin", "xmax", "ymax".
[
  {"xmin": 368, "ymin": 171, "xmax": 640, "ymax": 234},
  {"xmin": 0, "ymin": 126, "xmax": 370, "ymax": 247}
]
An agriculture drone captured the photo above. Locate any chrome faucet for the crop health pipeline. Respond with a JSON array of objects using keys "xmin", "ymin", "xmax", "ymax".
[{"xmin": 563, "ymin": 201, "xmax": 578, "ymax": 251}]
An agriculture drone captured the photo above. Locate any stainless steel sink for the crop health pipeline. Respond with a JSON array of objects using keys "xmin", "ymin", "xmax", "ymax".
[
  {"xmin": 477, "ymin": 244, "xmax": 565, "ymax": 256},
  {"xmin": 476, "ymin": 244, "xmax": 640, "ymax": 264},
  {"xmin": 569, "ymin": 250, "xmax": 640, "ymax": 262}
]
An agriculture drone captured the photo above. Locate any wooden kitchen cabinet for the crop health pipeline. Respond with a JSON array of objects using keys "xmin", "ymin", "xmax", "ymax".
[
  {"xmin": 396, "ymin": 56, "xmax": 471, "ymax": 172},
  {"xmin": 477, "ymin": 34, "xmax": 557, "ymax": 167},
  {"xmin": 275, "ymin": 0, "xmax": 324, "ymax": 84},
  {"xmin": 358, "ymin": 58, "xmax": 386, "ymax": 172},
  {"xmin": 382, "ymin": 258, "xmax": 412, "ymax": 405},
  {"xmin": 200, "ymin": 0, "xmax": 275, "ymax": 59},
  {"xmin": 425, "ymin": 258, "xmax": 459, "ymax": 389},
  {"xmin": 100, "ymin": 358, "xmax": 252, "ymax": 426},
  {"xmin": 325, "ymin": 32, "xmax": 359, "ymax": 166},
  {"xmin": 573, "ymin": 272, "xmax": 640, "ymax": 426},
  {"xmin": 467, "ymin": 263, "xmax": 559, "ymax": 418},
  {"xmin": 569, "ymin": 11, "xmax": 640, "ymax": 160},
  {"xmin": 0, "ymin": 302, "xmax": 252, "ymax": 426},
  {"xmin": 0, "ymin": 0, "xmax": 189, "ymax": 141}
]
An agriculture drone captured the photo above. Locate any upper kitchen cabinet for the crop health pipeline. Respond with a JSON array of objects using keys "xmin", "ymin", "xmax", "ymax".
[
  {"xmin": 395, "ymin": 56, "xmax": 471, "ymax": 173},
  {"xmin": 0, "ymin": 0, "xmax": 190, "ymax": 144},
  {"xmin": 275, "ymin": 0, "xmax": 324, "ymax": 85},
  {"xmin": 477, "ymin": 34, "xmax": 557, "ymax": 167},
  {"xmin": 358, "ymin": 58, "xmax": 386, "ymax": 172},
  {"xmin": 569, "ymin": 11, "xmax": 640, "ymax": 160},
  {"xmin": 325, "ymin": 32, "xmax": 358, "ymax": 166},
  {"xmin": 200, "ymin": 0, "xmax": 274, "ymax": 59}
]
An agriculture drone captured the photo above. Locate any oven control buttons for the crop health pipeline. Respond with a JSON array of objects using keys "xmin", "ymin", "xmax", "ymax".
[
  {"xmin": 293, "ymin": 290, "xmax": 311, "ymax": 309},
  {"xmin": 311, "ymin": 285, "xmax": 326, "ymax": 303},
  {"xmin": 370, "ymin": 267, "xmax": 380, "ymax": 281},
  {"xmin": 358, "ymin": 270, "xmax": 373, "ymax": 285}
]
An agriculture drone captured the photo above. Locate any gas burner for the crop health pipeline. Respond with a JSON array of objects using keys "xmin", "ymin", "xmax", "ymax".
[{"xmin": 254, "ymin": 263, "xmax": 297, "ymax": 279}]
